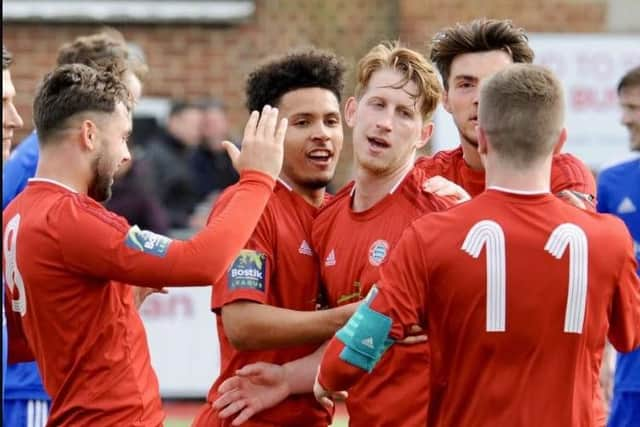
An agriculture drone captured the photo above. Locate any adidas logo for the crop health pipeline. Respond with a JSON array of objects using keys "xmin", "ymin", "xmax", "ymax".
[
  {"xmin": 361, "ymin": 337, "xmax": 374, "ymax": 349},
  {"xmin": 298, "ymin": 240, "xmax": 313, "ymax": 256},
  {"xmin": 325, "ymin": 249, "xmax": 336, "ymax": 266},
  {"xmin": 617, "ymin": 197, "xmax": 637, "ymax": 214}
]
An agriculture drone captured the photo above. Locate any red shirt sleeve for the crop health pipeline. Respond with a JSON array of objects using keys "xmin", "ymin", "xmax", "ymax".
[
  {"xmin": 4, "ymin": 282, "xmax": 35, "ymax": 363},
  {"xmin": 551, "ymin": 153, "xmax": 597, "ymax": 210},
  {"xmin": 58, "ymin": 170, "xmax": 274, "ymax": 288},
  {"xmin": 608, "ymin": 226, "xmax": 640, "ymax": 352},
  {"xmin": 318, "ymin": 222, "xmax": 429, "ymax": 391},
  {"xmin": 210, "ymin": 191, "xmax": 275, "ymax": 311}
]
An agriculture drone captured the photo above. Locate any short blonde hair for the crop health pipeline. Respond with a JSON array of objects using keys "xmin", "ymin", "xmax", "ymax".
[
  {"xmin": 479, "ymin": 64, "xmax": 564, "ymax": 166},
  {"xmin": 355, "ymin": 41, "xmax": 441, "ymax": 120}
]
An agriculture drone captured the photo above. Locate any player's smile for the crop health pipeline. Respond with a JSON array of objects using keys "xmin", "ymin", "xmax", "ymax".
[{"xmin": 306, "ymin": 147, "xmax": 334, "ymax": 167}]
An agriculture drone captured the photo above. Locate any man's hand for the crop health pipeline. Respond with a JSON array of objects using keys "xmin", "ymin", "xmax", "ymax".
[
  {"xmin": 222, "ymin": 105, "xmax": 287, "ymax": 181},
  {"xmin": 213, "ymin": 362, "xmax": 290, "ymax": 426},
  {"xmin": 422, "ymin": 176, "xmax": 471, "ymax": 204},
  {"xmin": 555, "ymin": 190, "xmax": 595, "ymax": 210},
  {"xmin": 397, "ymin": 324, "xmax": 428, "ymax": 345},
  {"xmin": 313, "ymin": 370, "xmax": 347, "ymax": 409},
  {"xmin": 133, "ymin": 286, "xmax": 168, "ymax": 309}
]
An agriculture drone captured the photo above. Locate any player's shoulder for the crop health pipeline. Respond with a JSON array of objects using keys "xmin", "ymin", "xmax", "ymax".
[
  {"xmin": 599, "ymin": 154, "xmax": 640, "ymax": 178},
  {"xmin": 397, "ymin": 167, "xmax": 455, "ymax": 213},
  {"xmin": 551, "ymin": 152, "xmax": 593, "ymax": 177},
  {"xmin": 415, "ymin": 147, "xmax": 463, "ymax": 174}
]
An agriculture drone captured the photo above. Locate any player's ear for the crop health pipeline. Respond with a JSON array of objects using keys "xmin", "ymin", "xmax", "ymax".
[
  {"xmin": 552, "ymin": 127, "xmax": 567, "ymax": 154},
  {"xmin": 344, "ymin": 97, "xmax": 358, "ymax": 128},
  {"xmin": 80, "ymin": 119, "xmax": 99, "ymax": 152},
  {"xmin": 416, "ymin": 121, "xmax": 434, "ymax": 150},
  {"xmin": 442, "ymin": 88, "xmax": 453, "ymax": 114}
]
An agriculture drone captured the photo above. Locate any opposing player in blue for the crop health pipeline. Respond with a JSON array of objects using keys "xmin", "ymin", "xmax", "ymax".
[
  {"xmin": 597, "ymin": 65, "xmax": 640, "ymax": 427},
  {"xmin": 2, "ymin": 30, "xmax": 146, "ymax": 427},
  {"xmin": 3, "ymin": 42, "xmax": 25, "ymax": 419}
]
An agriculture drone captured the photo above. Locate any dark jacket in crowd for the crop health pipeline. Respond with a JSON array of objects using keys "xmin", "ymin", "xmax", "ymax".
[
  {"xmin": 190, "ymin": 144, "xmax": 240, "ymax": 201},
  {"xmin": 143, "ymin": 131, "xmax": 200, "ymax": 229}
]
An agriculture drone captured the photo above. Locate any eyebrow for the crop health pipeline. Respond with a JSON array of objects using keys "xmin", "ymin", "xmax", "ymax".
[{"xmin": 452, "ymin": 75, "xmax": 478, "ymax": 82}]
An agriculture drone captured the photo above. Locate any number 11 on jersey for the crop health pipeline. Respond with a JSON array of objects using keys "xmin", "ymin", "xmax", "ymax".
[{"xmin": 462, "ymin": 220, "xmax": 588, "ymax": 334}]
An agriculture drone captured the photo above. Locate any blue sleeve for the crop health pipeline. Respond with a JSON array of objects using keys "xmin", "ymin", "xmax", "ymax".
[
  {"xmin": 3, "ymin": 134, "xmax": 40, "ymax": 209},
  {"xmin": 596, "ymin": 168, "xmax": 612, "ymax": 214}
]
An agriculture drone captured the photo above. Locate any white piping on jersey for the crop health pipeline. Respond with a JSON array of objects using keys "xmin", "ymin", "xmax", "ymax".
[
  {"xmin": 29, "ymin": 178, "xmax": 79, "ymax": 193},
  {"xmin": 350, "ymin": 167, "xmax": 413, "ymax": 197},
  {"xmin": 277, "ymin": 178, "xmax": 293, "ymax": 191},
  {"xmin": 487, "ymin": 185, "xmax": 550, "ymax": 195}
]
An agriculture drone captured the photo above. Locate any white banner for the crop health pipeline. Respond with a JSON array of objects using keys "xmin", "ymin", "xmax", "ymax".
[
  {"xmin": 140, "ymin": 286, "xmax": 220, "ymax": 398},
  {"xmin": 432, "ymin": 33, "xmax": 640, "ymax": 171}
]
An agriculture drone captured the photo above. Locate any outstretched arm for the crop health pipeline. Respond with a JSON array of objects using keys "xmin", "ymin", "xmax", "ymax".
[{"xmin": 222, "ymin": 302, "xmax": 356, "ymax": 351}]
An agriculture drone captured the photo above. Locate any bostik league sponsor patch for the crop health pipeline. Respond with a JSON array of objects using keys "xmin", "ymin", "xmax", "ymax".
[
  {"xmin": 125, "ymin": 225, "xmax": 172, "ymax": 257},
  {"xmin": 228, "ymin": 249, "xmax": 267, "ymax": 292}
]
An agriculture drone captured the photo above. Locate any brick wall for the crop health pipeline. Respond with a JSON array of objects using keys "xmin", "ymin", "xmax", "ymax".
[{"xmin": 3, "ymin": 0, "xmax": 611, "ymax": 187}]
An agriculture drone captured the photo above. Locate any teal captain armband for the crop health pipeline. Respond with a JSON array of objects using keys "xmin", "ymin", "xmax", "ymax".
[{"xmin": 336, "ymin": 301, "xmax": 394, "ymax": 372}]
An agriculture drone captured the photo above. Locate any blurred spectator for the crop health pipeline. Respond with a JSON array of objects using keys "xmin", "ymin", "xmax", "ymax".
[
  {"xmin": 190, "ymin": 99, "xmax": 239, "ymax": 201},
  {"xmin": 105, "ymin": 147, "xmax": 170, "ymax": 234},
  {"xmin": 144, "ymin": 101, "xmax": 203, "ymax": 229}
]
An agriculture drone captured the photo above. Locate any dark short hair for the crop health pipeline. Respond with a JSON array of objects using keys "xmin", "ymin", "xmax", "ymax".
[
  {"xmin": 3, "ymin": 44, "xmax": 13, "ymax": 70},
  {"xmin": 57, "ymin": 28, "xmax": 148, "ymax": 81},
  {"xmin": 33, "ymin": 63, "xmax": 132, "ymax": 144},
  {"xmin": 169, "ymin": 100, "xmax": 202, "ymax": 117},
  {"xmin": 618, "ymin": 66, "xmax": 640, "ymax": 93},
  {"xmin": 429, "ymin": 18, "xmax": 534, "ymax": 90},
  {"xmin": 245, "ymin": 48, "xmax": 345, "ymax": 112}
]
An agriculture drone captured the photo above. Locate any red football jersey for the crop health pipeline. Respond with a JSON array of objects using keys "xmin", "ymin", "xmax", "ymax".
[
  {"xmin": 2, "ymin": 172, "xmax": 274, "ymax": 427},
  {"xmin": 194, "ymin": 181, "xmax": 331, "ymax": 427},
  {"xmin": 312, "ymin": 167, "xmax": 454, "ymax": 427},
  {"xmin": 321, "ymin": 189, "xmax": 640, "ymax": 427},
  {"xmin": 416, "ymin": 146, "xmax": 596, "ymax": 201}
]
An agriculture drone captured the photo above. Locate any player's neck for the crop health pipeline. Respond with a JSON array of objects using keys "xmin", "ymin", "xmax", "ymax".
[
  {"xmin": 279, "ymin": 176, "xmax": 326, "ymax": 208},
  {"xmin": 485, "ymin": 156, "xmax": 552, "ymax": 193},
  {"xmin": 460, "ymin": 138, "xmax": 484, "ymax": 171},
  {"xmin": 35, "ymin": 148, "xmax": 88, "ymax": 194},
  {"xmin": 352, "ymin": 158, "xmax": 414, "ymax": 212}
]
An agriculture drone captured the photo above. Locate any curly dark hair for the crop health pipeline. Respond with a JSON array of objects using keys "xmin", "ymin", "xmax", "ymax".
[
  {"xmin": 429, "ymin": 18, "xmax": 534, "ymax": 90},
  {"xmin": 33, "ymin": 63, "xmax": 132, "ymax": 144},
  {"xmin": 245, "ymin": 48, "xmax": 345, "ymax": 112},
  {"xmin": 3, "ymin": 44, "xmax": 13, "ymax": 70}
]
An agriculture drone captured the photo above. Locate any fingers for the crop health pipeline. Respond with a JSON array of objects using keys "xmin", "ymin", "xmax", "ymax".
[
  {"xmin": 242, "ymin": 111, "xmax": 260, "ymax": 144},
  {"xmin": 231, "ymin": 406, "xmax": 257, "ymax": 426},
  {"xmin": 222, "ymin": 141, "xmax": 241, "ymax": 167},
  {"xmin": 236, "ymin": 363, "xmax": 266, "ymax": 377},
  {"xmin": 217, "ymin": 376, "xmax": 241, "ymax": 394},
  {"xmin": 217, "ymin": 398, "xmax": 247, "ymax": 419},
  {"xmin": 397, "ymin": 335, "xmax": 428, "ymax": 345},
  {"xmin": 423, "ymin": 176, "xmax": 470, "ymax": 203},
  {"xmin": 274, "ymin": 117, "xmax": 288, "ymax": 146},
  {"xmin": 556, "ymin": 190, "xmax": 587, "ymax": 210},
  {"xmin": 258, "ymin": 105, "xmax": 277, "ymax": 144},
  {"xmin": 317, "ymin": 395, "xmax": 334, "ymax": 409}
]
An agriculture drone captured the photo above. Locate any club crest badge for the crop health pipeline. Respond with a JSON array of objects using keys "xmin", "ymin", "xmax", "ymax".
[{"xmin": 368, "ymin": 239, "xmax": 389, "ymax": 266}]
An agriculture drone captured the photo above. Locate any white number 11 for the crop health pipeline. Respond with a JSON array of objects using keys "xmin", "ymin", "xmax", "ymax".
[{"xmin": 462, "ymin": 220, "xmax": 588, "ymax": 334}]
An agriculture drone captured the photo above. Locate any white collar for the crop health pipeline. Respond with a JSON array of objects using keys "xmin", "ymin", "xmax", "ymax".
[{"xmin": 487, "ymin": 185, "xmax": 550, "ymax": 195}]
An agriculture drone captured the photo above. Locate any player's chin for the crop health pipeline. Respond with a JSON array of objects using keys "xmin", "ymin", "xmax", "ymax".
[{"xmin": 301, "ymin": 174, "xmax": 333, "ymax": 190}]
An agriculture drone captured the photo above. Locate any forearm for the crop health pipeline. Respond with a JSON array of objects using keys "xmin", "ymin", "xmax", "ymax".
[
  {"xmin": 283, "ymin": 342, "xmax": 328, "ymax": 394},
  {"xmin": 318, "ymin": 337, "xmax": 366, "ymax": 392},
  {"xmin": 223, "ymin": 302, "xmax": 354, "ymax": 351},
  {"xmin": 152, "ymin": 170, "xmax": 274, "ymax": 287}
]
